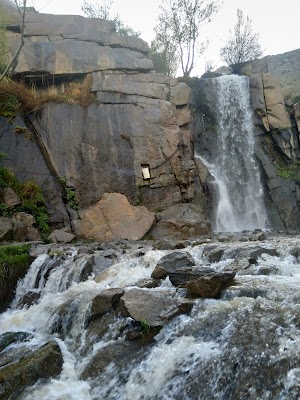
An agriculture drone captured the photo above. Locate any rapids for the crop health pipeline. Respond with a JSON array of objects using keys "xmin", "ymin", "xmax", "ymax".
[{"xmin": 1, "ymin": 235, "xmax": 300, "ymax": 399}]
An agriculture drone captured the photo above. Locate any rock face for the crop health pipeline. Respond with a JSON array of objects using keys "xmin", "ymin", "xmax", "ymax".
[
  {"xmin": 238, "ymin": 48, "xmax": 300, "ymax": 99},
  {"xmin": 150, "ymin": 203, "xmax": 211, "ymax": 240},
  {"xmin": 0, "ymin": 13, "xmax": 205, "ymax": 237},
  {"xmin": 7, "ymin": 14, "xmax": 151, "ymax": 76},
  {"xmin": 0, "ymin": 341, "xmax": 63, "ymax": 399},
  {"xmin": 248, "ymin": 75, "xmax": 300, "ymax": 230},
  {"xmin": 294, "ymin": 103, "xmax": 300, "ymax": 133},
  {"xmin": 73, "ymin": 192, "xmax": 155, "ymax": 241}
]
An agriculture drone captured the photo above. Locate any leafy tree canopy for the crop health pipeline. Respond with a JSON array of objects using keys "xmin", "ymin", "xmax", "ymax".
[
  {"xmin": 152, "ymin": 0, "xmax": 219, "ymax": 77},
  {"xmin": 220, "ymin": 9, "xmax": 263, "ymax": 72}
]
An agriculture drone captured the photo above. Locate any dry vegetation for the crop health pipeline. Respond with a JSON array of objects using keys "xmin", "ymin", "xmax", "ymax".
[{"xmin": 0, "ymin": 74, "xmax": 95, "ymax": 116}]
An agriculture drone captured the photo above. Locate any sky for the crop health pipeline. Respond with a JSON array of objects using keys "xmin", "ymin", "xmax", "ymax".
[{"xmin": 26, "ymin": 0, "xmax": 300, "ymax": 76}]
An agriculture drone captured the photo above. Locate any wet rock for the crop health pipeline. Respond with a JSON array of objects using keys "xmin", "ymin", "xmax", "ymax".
[
  {"xmin": 289, "ymin": 246, "xmax": 300, "ymax": 259},
  {"xmin": 117, "ymin": 288, "xmax": 193, "ymax": 327},
  {"xmin": 17, "ymin": 290, "xmax": 41, "ymax": 307},
  {"xmin": 81, "ymin": 341, "xmax": 145, "ymax": 380},
  {"xmin": 152, "ymin": 239, "xmax": 176, "ymax": 250},
  {"xmin": 151, "ymin": 251, "xmax": 196, "ymax": 279},
  {"xmin": 50, "ymin": 299, "xmax": 80, "ymax": 336},
  {"xmin": 77, "ymin": 255, "xmax": 96, "ymax": 282},
  {"xmin": 249, "ymin": 232, "xmax": 267, "ymax": 241},
  {"xmin": 183, "ymin": 271, "xmax": 236, "ymax": 298},
  {"xmin": 202, "ymin": 245, "xmax": 225, "ymax": 263},
  {"xmin": 102, "ymin": 249, "xmax": 118, "ymax": 259},
  {"xmin": 77, "ymin": 246, "xmax": 94, "ymax": 255},
  {"xmin": 222, "ymin": 285, "xmax": 269, "ymax": 300},
  {"xmin": 29, "ymin": 244, "xmax": 50, "ymax": 258},
  {"xmin": 48, "ymin": 229, "xmax": 75, "ymax": 243},
  {"xmin": 0, "ymin": 341, "xmax": 63, "ymax": 399},
  {"xmin": 93, "ymin": 254, "xmax": 114, "ymax": 275},
  {"xmin": 0, "ymin": 332, "xmax": 32, "ymax": 353},
  {"xmin": 135, "ymin": 278, "xmax": 161, "ymax": 289},
  {"xmin": 86, "ymin": 312, "xmax": 117, "ymax": 343},
  {"xmin": 239, "ymin": 245, "xmax": 279, "ymax": 261},
  {"xmin": 90, "ymin": 288, "xmax": 125, "ymax": 318}
]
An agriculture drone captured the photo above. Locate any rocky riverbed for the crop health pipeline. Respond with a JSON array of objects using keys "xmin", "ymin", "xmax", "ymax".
[{"xmin": 1, "ymin": 230, "xmax": 300, "ymax": 399}]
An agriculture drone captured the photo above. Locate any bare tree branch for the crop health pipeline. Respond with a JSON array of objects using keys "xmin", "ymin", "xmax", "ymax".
[{"xmin": 0, "ymin": 0, "xmax": 27, "ymax": 82}]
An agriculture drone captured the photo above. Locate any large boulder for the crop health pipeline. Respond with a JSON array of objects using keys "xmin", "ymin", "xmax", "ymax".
[
  {"xmin": 90, "ymin": 288, "xmax": 125, "ymax": 318},
  {"xmin": 175, "ymin": 270, "xmax": 236, "ymax": 297},
  {"xmin": 48, "ymin": 229, "xmax": 75, "ymax": 244},
  {"xmin": 0, "ymin": 187, "xmax": 20, "ymax": 208},
  {"xmin": 150, "ymin": 203, "xmax": 211, "ymax": 240},
  {"xmin": 118, "ymin": 288, "xmax": 193, "ymax": 327},
  {"xmin": 73, "ymin": 193, "xmax": 155, "ymax": 242},
  {"xmin": 151, "ymin": 251, "xmax": 196, "ymax": 279},
  {"xmin": 0, "ymin": 341, "xmax": 63, "ymax": 399}
]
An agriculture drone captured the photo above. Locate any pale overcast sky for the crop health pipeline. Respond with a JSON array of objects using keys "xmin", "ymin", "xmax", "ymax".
[{"xmin": 27, "ymin": 0, "xmax": 300, "ymax": 76}]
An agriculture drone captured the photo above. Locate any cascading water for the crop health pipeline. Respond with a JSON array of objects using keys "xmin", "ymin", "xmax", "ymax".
[
  {"xmin": 2, "ymin": 236, "xmax": 300, "ymax": 399},
  {"xmin": 196, "ymin": 75, "xmax": 268, "ymax": 232}
]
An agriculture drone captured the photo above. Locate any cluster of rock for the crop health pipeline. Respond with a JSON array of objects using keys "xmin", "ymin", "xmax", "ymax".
[
  {"xmin": 0, "ymin": 11, "xmax": 211, "ymax": 242},
  {"xmin": 0, "ymin": 187, "xmax": 40, "ymax": 242},
  {"xmin": 0, "ymin": 229, "xmax": 288, "ymax": 397}
]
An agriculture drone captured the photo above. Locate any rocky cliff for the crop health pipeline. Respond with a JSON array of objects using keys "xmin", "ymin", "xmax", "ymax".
[
  {"xmin": 243, "ymin": 49, "xmax": 300, "ymax": 101},
  {"xmin": 0, "ymin": 12, "xmax": 210, "ymax": 241}
]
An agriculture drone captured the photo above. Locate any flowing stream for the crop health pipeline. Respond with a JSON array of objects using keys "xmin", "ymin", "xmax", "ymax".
[
  {"xmin": 2, "ymin": 236, "xmax": 300, "ymax": 399},
  {"xmin": 196, "ymin": 75, "xmax": 268, "ymax": 232}
]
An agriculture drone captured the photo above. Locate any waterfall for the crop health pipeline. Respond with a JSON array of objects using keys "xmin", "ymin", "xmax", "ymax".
[{"xmin": 197, "ymin": 75, "xmax": 268, "ymax": 232}]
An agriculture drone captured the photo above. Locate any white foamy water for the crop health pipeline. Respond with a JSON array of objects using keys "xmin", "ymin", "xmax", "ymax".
[{"xmin": 2, "ymin": 237, "xmax": 300, "ymax": 399}]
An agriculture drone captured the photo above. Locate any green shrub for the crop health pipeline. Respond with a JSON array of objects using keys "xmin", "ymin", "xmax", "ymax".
[
  {"xmin": 293, "ymin": 95, "xmax": 300, "ymax": 104},
  {"xmin": 277, "ymin": 162, "xmax": 300, "ymax": 180},
  {"xmin": 0, "ymin": 244, "xmax": 31, "ymax": 311},
  {"xmin": 59, "ymin": 176, "xmax": 79, "ymax": 210},
  {"xmin": 0, "ymin": 170, "xmax": 50, "ymax": 237},
  {"xmin": 0, "ymin": 166, "xmax": 21, "ymax": 190}
]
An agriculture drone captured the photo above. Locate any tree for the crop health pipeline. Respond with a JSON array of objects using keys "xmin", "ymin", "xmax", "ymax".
[
  {"xmin": 0, "ymin": 0, "xmax": 27, "ymax": 81},
  {"xmin": 150, "ymin": 38, "xmax": 179, "ymax": 77},
  {"xmin": 81, "ymin": 0, "xmax": 140, "ymax": 37},
  {"xmin": 153, "ymin": 0, "xmax": 219, "ymax": 77},
  {"xmin": 220, "ymin": 9, "xmax": 263, "ymax": 73},
  {"xmin": 0, "ymin": 5, "xmax": 8, "ymax": 73}
]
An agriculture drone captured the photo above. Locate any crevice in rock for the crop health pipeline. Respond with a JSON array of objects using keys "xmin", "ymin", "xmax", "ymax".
[{"xmin": 23, "ymin": 115, "xmax": 72, "ymax": 224}]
